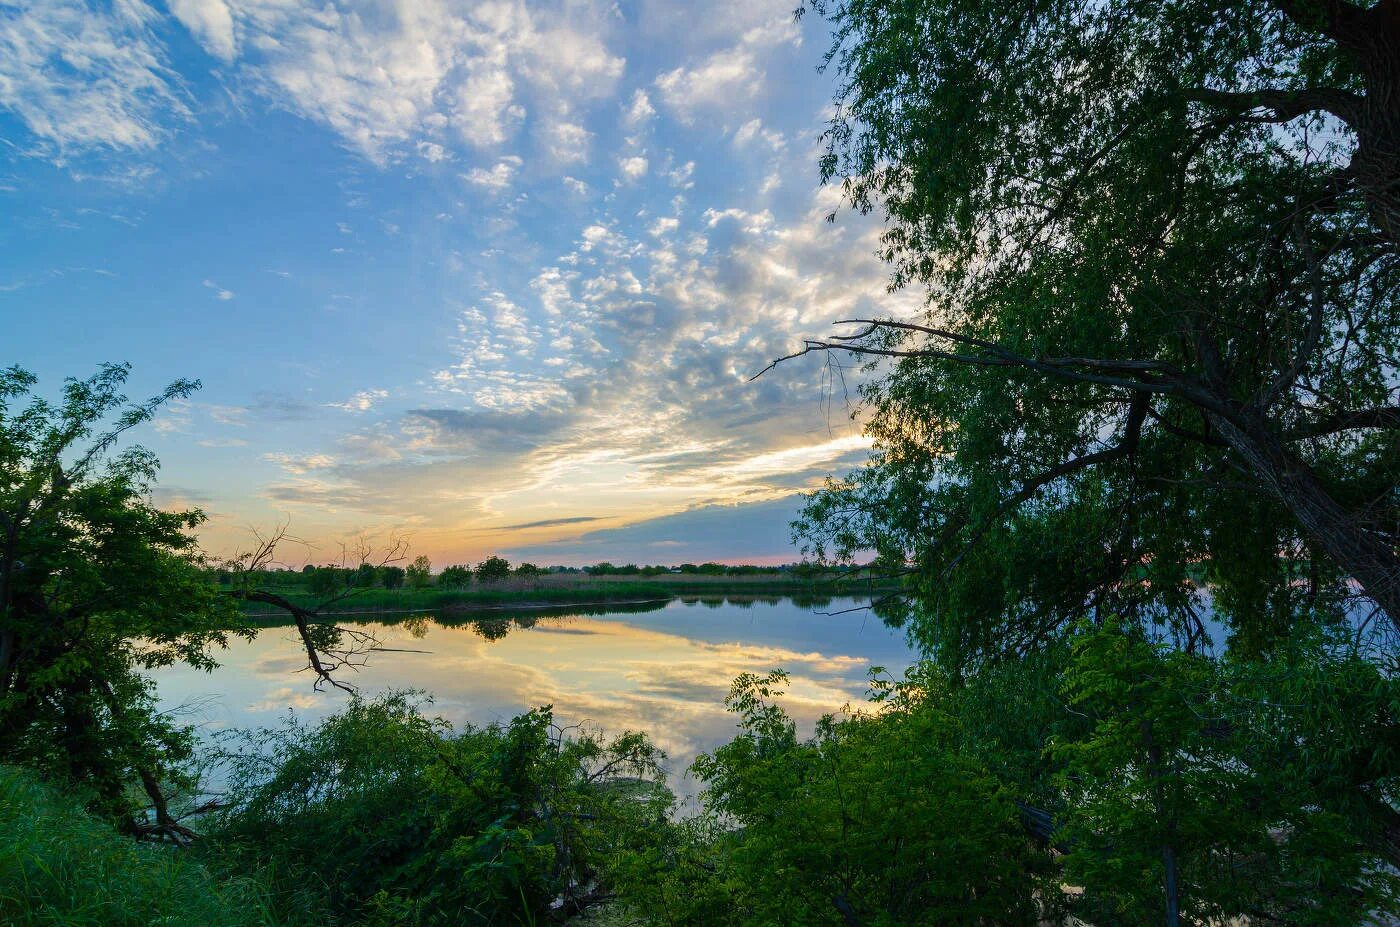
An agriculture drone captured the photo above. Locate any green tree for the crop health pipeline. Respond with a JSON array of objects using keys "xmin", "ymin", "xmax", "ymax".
[
  {"xmin": 306, "ymin": 565, "xmax": 348, "ymax": 598},
  {"xmin": 405, "ymin": 554, "xmax": 433, "ymax": 590},
  {"xmin": 211, "ymin": 691, "xmax": 668, "ymax": 926},
  {"xmin": 616, "ymin": 670, "xmax": 1048, "ymax": 925},
  {"xmin": 514, "ymin": 561, "xmax": 543, "ymax": 578},
  {"xmin": 475, "ymin": 555, "xmax": 511, "ymax": 584},
  {"xmin": 1052, "ymin": 626, "xmax": 1398, "ymax": 923},
  {"xmin": 0, "ymin": 364, "xmax": 247, "ymax": 832},
  {"xmin": 379, "ymin": 565, "xmax": 405, "ymax": 590},
  {"xmin": 437, "ymin": 564, "xmax": 472, "ymax": 589},
  {"xmin": 791, "ymin": 0, "xmax": 1400, "ymax": 649},
  {"xmin": 780, "ymin": 2, "xmax": 1400, "ymax": 921}
]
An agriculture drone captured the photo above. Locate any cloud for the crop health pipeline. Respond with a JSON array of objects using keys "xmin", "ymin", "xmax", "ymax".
[
  {"xmin": 541, "ymin": 119, "xmax": 590, "ymax": 164},
  {"xmin": 507, "ymin": 496, "xmax": 808, "ymax": 564},
  {"xmin": 0, "ymin": 0, "xmax": 191, "ymax": 154},
  {"xmin": 248, "ymin": 392, "xmax": 317, "ymax": 421},
  {"xmin": 655, "ymin": 47, "xmax": 761, "ymax": 118},
  {"xmin": 617, "ymin": 155, "xmax": 648, "ymax": 181},
  {"xmin": 167, "ymin": 0, "xmax": 236, "ymax": 61},
  {"xmin": 622, "ymin": 89, "xmax": 654, "ymax": 129},
  {"xmin": 486, "ymin": 515, "xmax": 603, "ymax": 531},
  {"xmin": 463, "ymin": 155, "xmax": 523, "ymax": 191},
  {"xmin": 202, "ymin": 279, "xmax": 234, "ymax": 300},
  {"xmin": 328, "ymin": 388, "xmax": 390, "ymax": 413},
  {"xmin": 653, "ymin": 11, "xmax": 799, "ymax": 121},
  {"xmin": 176, "ymin": 0, "xmax": 624, "ymax": 164},
  {"xmin": 264, "ymin": 452, "xmax": 337, "ymax": 475}
]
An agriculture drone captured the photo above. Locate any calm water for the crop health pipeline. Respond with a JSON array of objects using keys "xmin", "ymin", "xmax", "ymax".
[{"xmin": 153, "ymin": 596, "xmax": 915, "ymax": 793}]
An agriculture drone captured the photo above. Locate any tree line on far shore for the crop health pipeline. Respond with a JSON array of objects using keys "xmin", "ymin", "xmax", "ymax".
[{"xmin": 208, "ymin": 557, "xmax": 835, "ymax": 592}]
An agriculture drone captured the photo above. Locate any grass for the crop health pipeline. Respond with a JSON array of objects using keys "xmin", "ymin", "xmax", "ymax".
[
  {"xmin": 0, "ymin": 766, "xmax": 282, "ymax": 927},
  {"xmin": 235, "ymin": 581, "xmax": 677, "ymax": 617},
  {"xmin": 234, "ymin": 574, "xmax": 893, "ymax": 618}
]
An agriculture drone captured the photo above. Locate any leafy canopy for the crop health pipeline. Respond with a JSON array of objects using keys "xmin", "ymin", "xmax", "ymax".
[
  {"xmin": 0, "ymin": 364, "xmax": 246, "ymax": 825},
  {"xmin": 794, "ymin": 0, "xmax": 1400, "ymax": 657}
]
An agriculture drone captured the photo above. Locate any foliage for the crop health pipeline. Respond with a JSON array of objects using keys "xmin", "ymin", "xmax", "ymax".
[
  {"xmin": 438, "ymin": 564, "xmax": 472, "ymax": 589},
  {"xmin": 0, "ymin": 364, "xmax": 245, "ymax": 826},
  {"xmin": 514, "ymin": 561, "xmax": 544, "ymax": 577},
  {"xmin": 786, "ymin": 6, "xmax": 1400, "ymax": 916},
  {"xmin": 476, "ymin": 555, "xmax": 512, "ymax": 584},
  {"xmin": 209, "ymin": 691, "xmax": 670, "ymax": 927},
  {"xmin": 379, "ymin": 564, "xmax": 405, "ymax": 589},
  {"xmin": 1052, "ymin": 625, "xmax": 1400, "ymax": 925},
  {"xmin": 354, "ymin": 562, "xmax": 378, "ymax": 587},
  {"xmin": 794, "ymin": 0, "xmax": 1400, "ymax": 655},
  {"xmin": 305, "ymin": 566, "xmax": 351, "ymax": 598},
  {"xmin": 614, "ymin": 671, "xmax": 1048, "ymax": 926},
  {"xmin": 0, "ymin": 765, "xmax": 281, "ymax": 927},
  {"xmin": 406, "ymin": 554, "xmax": 433, "ymax": 590}
]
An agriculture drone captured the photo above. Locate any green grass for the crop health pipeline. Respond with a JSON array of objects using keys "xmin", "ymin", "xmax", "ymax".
[
  {"xmin": 235, "ymin": 581, "xmax": 677, "ymax": 617},
  {"xmin": 0, "ymin": 766, "xmax": 282, "ymax": 927},
  {"xmin": 234, "ymin": 575, "xmax": 892, "ymax": 618}
]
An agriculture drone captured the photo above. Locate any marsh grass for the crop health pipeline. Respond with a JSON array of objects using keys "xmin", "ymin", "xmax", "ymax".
[
  {"xmin": 234, "ymin": 574, "xmax": 887, "ymax": 619},
  {"xmin": 0, "ymin": 766, "xmax": 282, "ymax": 927}
]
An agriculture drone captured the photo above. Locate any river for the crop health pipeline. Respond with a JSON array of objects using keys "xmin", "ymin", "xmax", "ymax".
[{"xmin": 152, "ymin": 595, "xmax": 916, "ymax": 798}]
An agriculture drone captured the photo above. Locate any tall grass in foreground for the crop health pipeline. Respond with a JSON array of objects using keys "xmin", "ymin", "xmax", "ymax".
[{"xmin": 0, "ymin": 766, "xmax": 281, "ymax": 927}]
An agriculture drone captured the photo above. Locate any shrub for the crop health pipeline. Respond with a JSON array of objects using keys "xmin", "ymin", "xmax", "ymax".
[
  {"xmin": 208, "ymin": 692, "xmax": 668, "ymax": 926},
  {"xmin": 475, "ymin": 555, "xmax": 511, "ymax": 584},
  {"xmin": 613, "ymin": 670, "xmax": 1049, "ymax": 926},
  {"xmin": 0, "ymin": 766, "xmax": 280, "ymax": 927}
]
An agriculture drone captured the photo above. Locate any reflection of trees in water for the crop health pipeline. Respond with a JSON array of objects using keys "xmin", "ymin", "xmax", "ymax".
[
  {"xmin": 258, "ymin": 596, "xmax": 910, "ymax": 648},
  {"xmin": 471, "ymin": 618, "xmax": 511, "ymax": 641}
]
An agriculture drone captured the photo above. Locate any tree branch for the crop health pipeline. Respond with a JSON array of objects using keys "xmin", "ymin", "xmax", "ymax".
[
  {"xmin": 1289, "ymin": 405, "xmax": 1400, "ymax": 438},
  {"xmin": 1184, "ymin": 86, "xmax": 1364, "ymax": 126}
]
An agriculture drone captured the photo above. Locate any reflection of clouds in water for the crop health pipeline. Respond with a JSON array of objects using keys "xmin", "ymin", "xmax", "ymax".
[
  {"xmin": 248, "ymin": 686, "xmax": 326, "ymax": 712},
  {"xmin": 154, "ymin": 598, "xmax": 912, "ymax": 797},
  {"xmin": 250, "ymin": 653, "xmax": 312, "ymax": 677}
]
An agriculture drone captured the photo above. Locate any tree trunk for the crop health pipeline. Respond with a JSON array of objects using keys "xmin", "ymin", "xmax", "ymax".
[{"xmin": 1209, "ymin": 412, "xmax": 1400, "ymax": 625}]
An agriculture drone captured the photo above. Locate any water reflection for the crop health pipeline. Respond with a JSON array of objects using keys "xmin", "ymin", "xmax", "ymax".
[{"xmin": 154, "ymin": 596, "xmax": 913, "ymax": 798}]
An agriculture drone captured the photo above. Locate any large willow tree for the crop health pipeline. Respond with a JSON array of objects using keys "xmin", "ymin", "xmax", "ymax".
[
  {"xmin": 772, "ymin": 4, "xmax": 1400, "ymax": 920},
  {"xmin": 791, "ymin": 0, "xmax": 1400, "ymax": 660}
]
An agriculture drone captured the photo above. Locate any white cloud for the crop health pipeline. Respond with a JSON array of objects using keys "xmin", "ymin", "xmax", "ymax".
[
  {"xmin": 202, "ymin": 279, "xmax": 234, "ymax": 300},
  {"xmin": 653, "ymin": 11, "xmax": 799, "ymax": 121},
  {"xmin": 655, "ymin": 47, "xmax": 759, "ymax": 118},
  {"xmin": 622, "ymin": 89, "xmax": 654, "ymax": 128},
  {"xmin": 416, "ymin": 140, "xmax": 450, "ymax": 162},
  {"xmin": 191, "ymin": 0, "xmax": 624, "ymax": 164},
  {"xmin": 328, "ymin": 389, "xmax": 390, "ymax": 413},
  {"xmin": 0, "ymin": 0, "xmax": 191, "ymax": 154},
  {"xmin": 617, "ymin": 155, "xmax": 648, "ymax": 181},
  {"xmin": 732, "ymin": 117, "xmax": 785, "ymax": 150},
  {"xmin": 264, "ymin": 452, "xmax": 337, "ymax": 474},
  {"xmin": 463, "ymin": 155, "xmax": 523, "ymax": 191},
  {"xmin": 541, "ymin": 119, "xmax": 590, "ymax": 164},
  {"xmin": 167, "ymin": 0, "xmax": 236, "ymax": 61}
]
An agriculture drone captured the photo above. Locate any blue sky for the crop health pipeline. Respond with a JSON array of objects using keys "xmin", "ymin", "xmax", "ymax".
[{"xmin": 1, "ymin": 0, "xmax": 912, "ymax": 565}]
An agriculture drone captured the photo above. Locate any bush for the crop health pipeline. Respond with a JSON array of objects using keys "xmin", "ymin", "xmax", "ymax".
[
  {"xmin": 613, "ymin": 670, "xmax": 1050, "ymax": 926},
  {"xmin": 437, "ymin": 564, "xmax": 472, "ymax": 589},
  {"xmin": 0, "ymin": 766, "xmax": 280, "ymax": 927},
  {"xmin": 208, "ymin": 692, "xmax": 668, "ymax": 926},
  {"xmin": 475, "ymin": 555, "xmax": 511, "ymax": 584}
]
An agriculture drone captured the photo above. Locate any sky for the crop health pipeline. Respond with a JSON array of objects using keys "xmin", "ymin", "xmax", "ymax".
[{"xmin": 0, "ymin": 0, "xmax": 914, "ymax": 567}]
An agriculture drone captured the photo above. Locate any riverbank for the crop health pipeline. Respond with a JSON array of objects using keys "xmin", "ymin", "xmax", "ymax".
[{"xmin": 233, "ymin": 575, "xmax": 895, "ymax": 619}]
